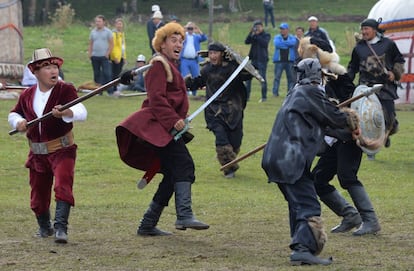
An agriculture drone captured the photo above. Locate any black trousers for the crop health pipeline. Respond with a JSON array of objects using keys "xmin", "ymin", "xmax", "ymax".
[
  {"xmin": 277, "ymin": 171, "xmax": 321, "ymax": 253},
  {"xmin": 312, "ymin": 140, "xmax": 363, "ymax": 196},
  {"xmin": 152, "ymin": 138, "xmax": 195, "ymax": 207}
]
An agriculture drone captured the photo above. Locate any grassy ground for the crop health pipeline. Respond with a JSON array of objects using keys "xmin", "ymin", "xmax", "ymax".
[{"xmin": 1, "ymin": 2, "xmax": 414, "ymax": 270}]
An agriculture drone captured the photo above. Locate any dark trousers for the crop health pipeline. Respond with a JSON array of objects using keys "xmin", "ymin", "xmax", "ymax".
[
  {"xmin": 313, "ymin": 140, "xmax": 363, "ymax": 196},
  {"xmin": 152, "ymin": 138, "xmax": 195, "ymax": 207},
  {"xmin": 111, "ymin": 58, "xmax": 124, "ymax": 92},
  {"xmin": 277, "ymin": 171, "xmax": 320, "ymax": 253},
  {"xmin": 245, "ymin": 61, "xmax": 268, "ymax": 100},
  {"xmin": 210, "ymin": 117, "xmax": 243, "ymax": 150},
  {"xmin": 91, "ymin": 56, "xmax": 112, "ymax": 92}
]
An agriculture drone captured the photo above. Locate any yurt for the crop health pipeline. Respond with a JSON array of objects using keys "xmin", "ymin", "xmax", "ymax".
[{"xmin": 368, "ymin": 0, "xmax": 414, "ymax": 104}]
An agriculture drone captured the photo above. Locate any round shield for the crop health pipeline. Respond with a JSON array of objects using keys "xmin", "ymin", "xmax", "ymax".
[{"xmin": 351, "ymin": 85, "xmax": 386, "ymax": 155}]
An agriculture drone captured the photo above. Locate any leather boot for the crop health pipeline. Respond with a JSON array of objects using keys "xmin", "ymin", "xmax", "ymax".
[
  {"xmin": 54, "ymin": 201, "xmax": 71, "ymax": 243},
  {"xmin": 36, "ymin": 210, "xmax": 54, "ymax": 238},
  {"xmin": 174, "ymin": 182, "xmax": 209, "ymax": 230},
  {"xmin": 348, "ymin": 186, "xmax": 381, "ymax": 236},
  {"xmin": 320, "ymin": 190, "xmax": 362, "ymax": 233},
  {"xmin": 137, "ymin": 201, "xmax": 172, "ymax": 236},
  {"xmin": 290, "ymin": 244, "xmax": 333, "ymax": 266}
]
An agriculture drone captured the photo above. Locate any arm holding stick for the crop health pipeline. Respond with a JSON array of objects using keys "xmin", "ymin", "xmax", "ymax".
[
  {"xmin": 9, "ymin": 64, "xmax": 152, "ymax": 136},
  {"xmin": 220, "ymin": 84, "xmax": 382, "ymax": 171}
]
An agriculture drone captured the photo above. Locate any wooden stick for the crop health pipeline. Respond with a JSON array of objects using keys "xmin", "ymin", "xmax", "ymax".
[
  {"xmin": 220, "ymin": 88, "xmax": 378, "ymax": 171},
  {"xmin": 8, "ymin": 64, "xmax": 152, "ymax": 136}
]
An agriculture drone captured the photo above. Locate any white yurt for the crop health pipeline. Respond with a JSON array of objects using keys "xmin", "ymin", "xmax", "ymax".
[{"xmin": 368, "ymin": 0, "xmax": 414, "ymax": 104}]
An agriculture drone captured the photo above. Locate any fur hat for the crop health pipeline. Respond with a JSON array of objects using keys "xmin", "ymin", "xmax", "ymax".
[
  {"xmin": 152, "ymin": 22, "xmax": 185, "ymax": 53},
  {"xmin": 28, "ymin": 48, "xmax": 63, "ymax": 73}
]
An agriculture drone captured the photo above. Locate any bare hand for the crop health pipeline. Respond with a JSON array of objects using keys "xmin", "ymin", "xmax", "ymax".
[
  {"xmin": 16, "ymin": 119, "xmax": 28, "ymax": 132},
  {"xmin": 352, "ymin": 127, "xmax": 361, "ymax": 140},
  {"xmin": 174, "ymin": 119, "xmax": 186, "ymax": 131}
]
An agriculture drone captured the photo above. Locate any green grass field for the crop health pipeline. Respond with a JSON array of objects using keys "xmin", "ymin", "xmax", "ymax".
[{"xmin": 1, "ymin": 2, "xmax": 414, "ymax": 270}]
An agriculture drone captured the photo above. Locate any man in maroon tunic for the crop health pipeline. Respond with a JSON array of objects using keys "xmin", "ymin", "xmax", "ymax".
[
  {"xmin": 8, "ymin": 48, "xmax": 87, "ymax": 243},
  {"xmin": 116, "ymin": 22, "xmax": 209, "ymax": 236}
]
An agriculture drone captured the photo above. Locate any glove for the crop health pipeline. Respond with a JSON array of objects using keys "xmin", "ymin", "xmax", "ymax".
[
  {"xmin": 184, "ymin": 74, "xmax": 193, "ymax": 89},
  {"xmin": 340, "ymin": 107, "xmax": 360, "ymax": 131},
  {"xmin": 120, "ymin": 69, "xmax": 134, "ymax": 85}
]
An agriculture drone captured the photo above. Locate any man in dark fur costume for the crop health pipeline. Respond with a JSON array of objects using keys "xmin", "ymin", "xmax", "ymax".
[
  {"xmin": 186, "ymin": 42, "xmax": 252, "ymax": 178},
  {"xmin": 262, "ymin": 58, "xmax": 361, "ymax": 265}
]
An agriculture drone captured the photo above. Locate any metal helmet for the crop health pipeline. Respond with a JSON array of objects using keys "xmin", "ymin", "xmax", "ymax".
[{"xmin": 296, "ymin": 58, "xmax": 322, "ymax": 85}]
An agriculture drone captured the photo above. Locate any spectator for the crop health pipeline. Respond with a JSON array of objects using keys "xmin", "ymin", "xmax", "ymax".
[
  {"xmin": 88, "ymin": 15, "xmax": 113, "ymax": 94},
  {"xmin": 179, "ymin": 21, "xmax": 207, "ymax": 97},
  {"xmin": 109, "ymin": 18, "xmax": 127, "ymax": 94},
  {"xmin": 294, "ymin": 26, "xmax": 305, "ymax": 63},
  {"xmin": 271, "ymin": 23, "xmax": 297, "ymax": 97},
  {"xmin": 305, "ymin": 16, "xmax": 334, "ymax": 53},
  {"xmin": 146, "ymin": 7, "xmax": 165, "ymax": 55},
  {"xmin": 118, "ymin": 54, "xmax": 147, "ymax": 92},
  {"xmin": 244, "ymin": 20, "xmax": 271, "ymax": 102},
  {"xmin": 262, "ymin": 0, "xmax": 275, "ymax": 28}
]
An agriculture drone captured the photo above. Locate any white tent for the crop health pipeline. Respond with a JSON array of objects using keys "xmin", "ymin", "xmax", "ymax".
[{"xmin": 368, "ymin": 0, "xmax": 414, "ymax": 104}]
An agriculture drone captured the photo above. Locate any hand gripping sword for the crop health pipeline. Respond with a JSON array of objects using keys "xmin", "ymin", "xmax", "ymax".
[{"xmin": 137, "ymin": 56, "xmax": 250, "ymax": 189}]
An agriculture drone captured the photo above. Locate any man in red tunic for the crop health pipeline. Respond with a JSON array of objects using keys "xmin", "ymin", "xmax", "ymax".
[
  {"xmin": 116, "ymin": 22, "xmax": 209, "ymax": 236},
  {"xmin": 8, "ymin": 48, "xmax": 87, "ymax": 243}
]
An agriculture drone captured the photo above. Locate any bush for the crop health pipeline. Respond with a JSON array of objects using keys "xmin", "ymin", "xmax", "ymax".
[{"xmin": 49, "ymin": 2, "xmax": 76, "ymax": 29}]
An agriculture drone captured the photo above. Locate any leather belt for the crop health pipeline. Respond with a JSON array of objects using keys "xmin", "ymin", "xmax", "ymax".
[{"xmin": 29, "ymin": 131, "xmax": 74, "ymax": 154}]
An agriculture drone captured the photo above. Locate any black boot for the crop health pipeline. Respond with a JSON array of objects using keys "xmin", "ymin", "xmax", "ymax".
[
  {"xmin": 290, "ymin": 244, "xmax": 333, "ymax": 266},
  {"xmin": 348, "ymin": 186, "xmax": 381, "ymax": 236},
  {"xmin": 137, "ymin": 201, "xmax": 171, "ymax": 236},
  {"xmin": 174, "ymin": 182, "xmax": 209, "ymax": 230},
  {"xmin": 36, "ymin": 210, "xmax": 54, "ymax": 238},
  {"xmin": 54, "ymin": 201, "xmax": 71, "ymax": 243},
  {"xmin": 320, "ymin": 190, "xmax": 362, "ymax": 233}
]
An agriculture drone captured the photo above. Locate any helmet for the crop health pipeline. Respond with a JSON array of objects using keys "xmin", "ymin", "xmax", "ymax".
[{"xmin": 295, "ymin": 58, "xmax": 322, "ymax": 85}]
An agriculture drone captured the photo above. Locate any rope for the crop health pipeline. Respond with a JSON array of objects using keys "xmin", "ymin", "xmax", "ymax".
[{"xmin": 0, "ymin": 23, "xmax": 23, "ymax": 39}]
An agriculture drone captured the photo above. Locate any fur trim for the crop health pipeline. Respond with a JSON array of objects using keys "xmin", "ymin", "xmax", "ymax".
[
  {"xmin": 308, "ymin": 216, "xmax": 327, "ymax": 256},
  {"xmin": 298, "ymin": 37, "xmax": 346, "ymax": 75},
  {"xmin": 392, "ymin": 62, "xmax": 404, "ymax": 81},
  {"xmin": 216, "ymin": 144, "xmax": 239, "ymax": 174},
  {"xmin": 149, "ymin": 54, "xmax": 173, "ymax": 82}
]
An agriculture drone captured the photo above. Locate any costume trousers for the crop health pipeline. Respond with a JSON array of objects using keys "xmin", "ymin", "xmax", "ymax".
[
  {"xmin": 277, "ymin": 171, "xmax": 320, "ymax": 253},
  {"xmin": 28, "ymin": 147, "xmax": 77, "ymax": 216},
  {"xmin": 313, "ymin": 140, "xmax": 363, "ymax": 196},
  {"xmin": 152, "ymin": 138, "xmax": 195, "ymax": 207},
  {"xmin": 210, "ymin": 117, "xmax": 243, "ymax": 150},
  {"xmin": 380, "ymin": 99, "xmax": 398, "ymax": 133}
]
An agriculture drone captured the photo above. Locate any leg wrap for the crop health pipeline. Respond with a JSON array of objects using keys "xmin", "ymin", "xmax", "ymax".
[
  {"xmin": 308, "ymin": 216, "xmax": 327, "ymax": 256},
  {"xmin": 216, "ymin": 144, "xmax": 239, "ymax": 174}
]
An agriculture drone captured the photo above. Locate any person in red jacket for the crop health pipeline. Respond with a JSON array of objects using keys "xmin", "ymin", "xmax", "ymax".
[
  {"xmin": 116, "ymin": 22, "xmax": 209, "ymax": 236},
  {"xmin": 8, "ymin": 48, "xmax": 87, "ymax": 243}
]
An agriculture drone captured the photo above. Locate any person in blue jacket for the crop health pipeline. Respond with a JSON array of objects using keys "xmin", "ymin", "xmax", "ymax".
[
  {"xmin": 271, "ymin": 22, "xmax": 297, "ymax": 97},
  {"xmin": 179, "ymin": 21, "xmax": 207, "ymax": 97}
]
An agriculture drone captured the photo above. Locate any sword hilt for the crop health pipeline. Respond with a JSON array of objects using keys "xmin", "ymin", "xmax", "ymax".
[{"xmin": 171, "ymin": 118, "xmax": 190, "ymax": 141}]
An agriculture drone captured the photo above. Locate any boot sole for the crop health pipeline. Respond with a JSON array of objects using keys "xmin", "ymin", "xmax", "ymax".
[{"xmin": 175, "ymin": 225, "xmax": 210, "ymax": 230}]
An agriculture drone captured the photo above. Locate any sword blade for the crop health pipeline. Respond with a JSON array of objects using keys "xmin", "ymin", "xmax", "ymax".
[{"xmin": 187, "ymin": 56, "xmax": 249, "ymax": 122}]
